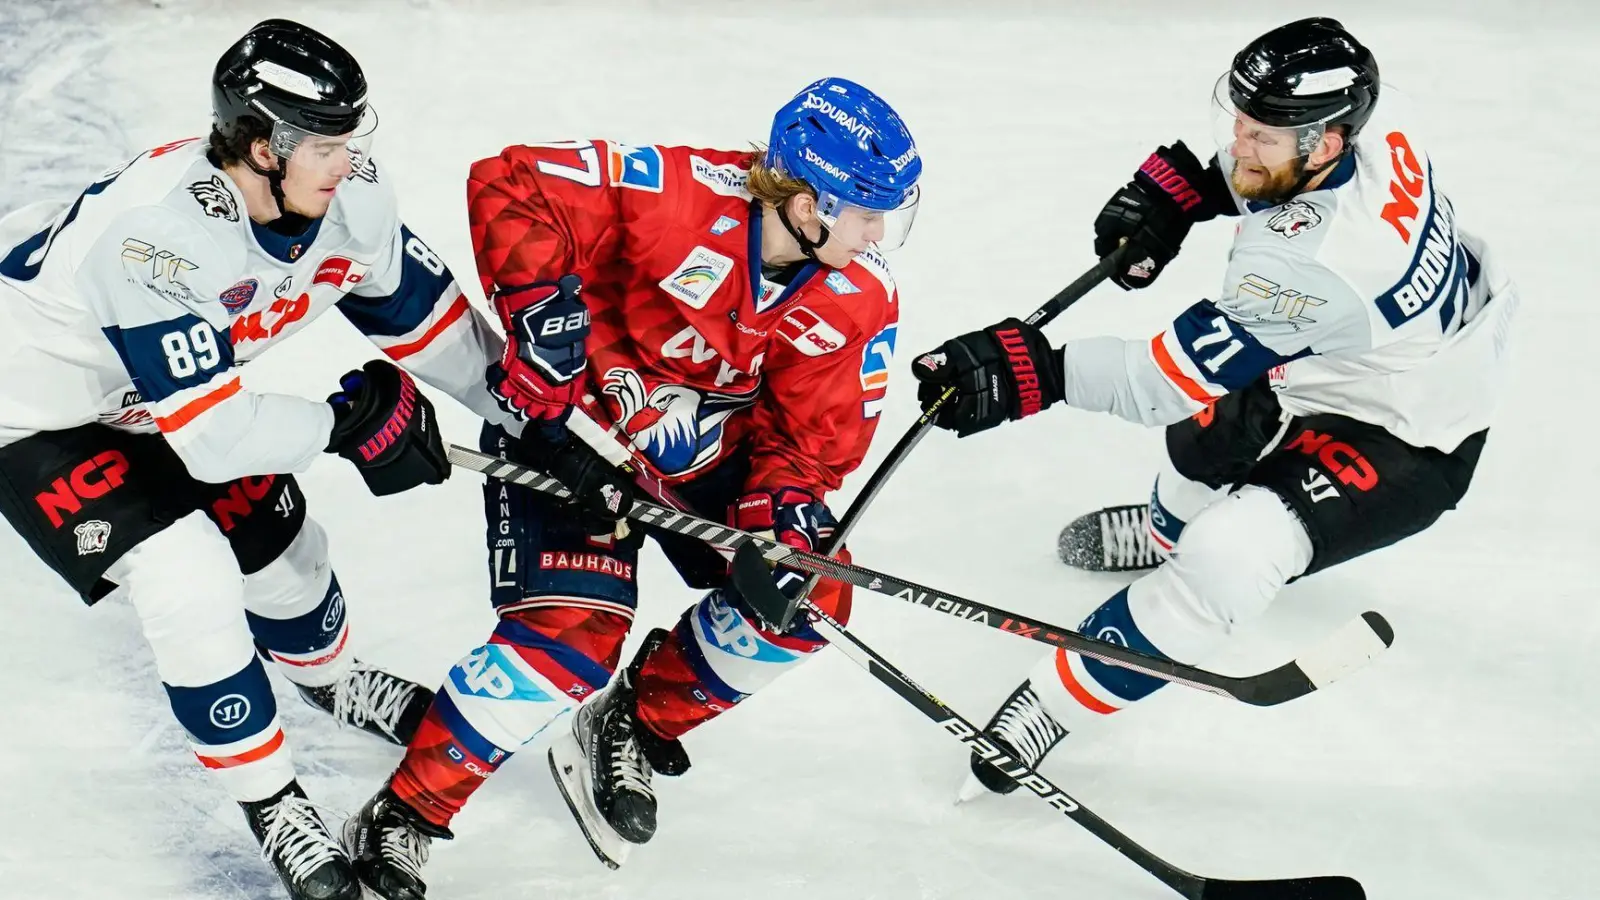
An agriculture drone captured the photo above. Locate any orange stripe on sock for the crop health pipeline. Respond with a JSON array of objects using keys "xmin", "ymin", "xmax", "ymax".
[
  {"xmin": 197, "ymin": 728, "xmax": 285, "ymax": 769},
  {"xmin": 1149, "ymin": 334, "xmax": 1216, "ymax": 405},
  {"xmin": 1054, "ymin": 648, "xmax": 1119, "ymax": 715}
]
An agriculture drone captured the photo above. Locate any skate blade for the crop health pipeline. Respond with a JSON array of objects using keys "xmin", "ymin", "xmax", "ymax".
[
  {"xmin": 954, "ymin": 771, "xmax": 992, "ymax": 805},
  {"xmin": 548, "ymin": 734, "xmax": 633, "ymax": 870}
]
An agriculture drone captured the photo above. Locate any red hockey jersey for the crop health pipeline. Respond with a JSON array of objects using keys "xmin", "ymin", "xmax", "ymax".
[{"xmin": 467, "ymin": 141, "xmax": 900, "ymax": 499}]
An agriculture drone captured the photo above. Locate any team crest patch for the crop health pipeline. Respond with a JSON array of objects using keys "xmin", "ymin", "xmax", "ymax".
[
  {"xmin": 1267, "ymin": 200, "xmax": 1323, "ymax": 238},
  {"xmin": 824, "ymin": 270, "xmax": 860, "ymax": 295},
  {"xmin": 219, "ymin": 278, "xmax": 258, "ymax": 315},
  {"xmin": 187, "ymin": 174, "xmax": 239, "ymax": 222},
  {"xmin": 608, "ymin": 143, "xmax": 664, "ymax": 192},
  {"xmin": 659, "ymin": 246, "xmax": 735, "ymax": 309},
  {"xmin": 710, "ymin": 215, "xmax": 741, "ymax": 236},
  {"xmin": 74, "ymin": 520, "xmax": 112, "ymax": 556}
]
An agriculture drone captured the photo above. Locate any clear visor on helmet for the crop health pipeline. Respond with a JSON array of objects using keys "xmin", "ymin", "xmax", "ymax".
[
  {"xmin": 816, "ymin": 184, "xmax": 920, "ymax": 253},
  {"xmin": 1210, "ymin": 73, "xmax": 1330, "ymax": 170},
  {"xmin": 268, "ymin": 104, "xmax": 378, "ymax": 179}
]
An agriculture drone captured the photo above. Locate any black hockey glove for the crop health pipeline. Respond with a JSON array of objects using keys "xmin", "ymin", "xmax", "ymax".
[
  {"xmin": 513, "ymin": 424, "xmax": 635, "ymax": 538},
  {"xmin": 1093, "ymin": 141, "xmax": 1229, "ymax": 290},
  {"xmin": 326, "ymin": 360, "xmax": 450, "ymax": 496},
  {"xmin": 911, "ymin": 318, "xmax": 1064, "ymax": 438}
]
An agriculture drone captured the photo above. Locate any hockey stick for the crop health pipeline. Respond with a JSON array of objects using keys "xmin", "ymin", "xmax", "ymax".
[
  {"xmin": 780, "ymin": 593, "xmax": 1365, "ymax": 900},
  {"xmin": 445, "ymin": 444, "xmax": 1394, "ymax": 706},
  {"xmin": 817, "ymin": 245, "xmax": 1134, "ymax": 572}
]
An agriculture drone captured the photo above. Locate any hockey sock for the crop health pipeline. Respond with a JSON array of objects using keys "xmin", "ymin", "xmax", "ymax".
[
  {"xmin": 1028, "ymin": 587, "xmax": 1177, "ymax": 732},
  {"xmin": 391, "ymin": 607, "xmax": 627, "ymax": 827},
  {"xmin": 634, "ymin": 583, "xmax": 846, "ymax": 740}
]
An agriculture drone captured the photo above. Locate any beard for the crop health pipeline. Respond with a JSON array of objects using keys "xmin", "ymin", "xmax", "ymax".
[{"xmin": 1231, "ymin": 156, "xmax": 1306, "ymax": 203}]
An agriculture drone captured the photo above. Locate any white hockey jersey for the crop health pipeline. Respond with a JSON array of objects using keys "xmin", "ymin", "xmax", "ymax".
[
  {"xmin": 1061, "ymin": 101, "xmax": 1517, "ymax": 452},
  {"xmin": 0, "ymin": 137, "xmax": 508, "ymax": 482}
]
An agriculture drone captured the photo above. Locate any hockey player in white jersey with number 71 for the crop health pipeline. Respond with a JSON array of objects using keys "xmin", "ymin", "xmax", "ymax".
[
  {"xmin": 908, "ymin": 18, "xmax": 1517, "ymax": 799},
  {"xmin": 0, "ymin": 19, "xmax": 514, "ymax": 900}
]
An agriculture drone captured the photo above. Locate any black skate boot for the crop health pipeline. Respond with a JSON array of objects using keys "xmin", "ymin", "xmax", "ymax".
[
  {"xmin": 547, "ymin": 628, "xmax": 686, "ymax": 868},
  {"xmin": 240, "ymin": 781, "xmax": 359, "ymax": 900},
  {"xmin": 343, "ymin": 785, "xmax": 454, "ymax": 900},
  {"xmin": 297, "ymin": 660, "xmax": 434, "ymax": 746},
  {"xmin": 1057, "ymin": 503, "xmax": 1162, "ymax": 572},
  {"xmin": 956, "ymin": 680, "xmax": 1068, "ymax": 801}
]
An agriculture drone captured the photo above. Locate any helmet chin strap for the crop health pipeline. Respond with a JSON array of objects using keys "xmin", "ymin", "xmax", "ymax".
[
  {"xmin": 243, "ymin": 154, "xmax": 288, "ymax": 217},
  {"xmin": 776, "ymin": 201, "xmax": 831, "ymax": 262}
]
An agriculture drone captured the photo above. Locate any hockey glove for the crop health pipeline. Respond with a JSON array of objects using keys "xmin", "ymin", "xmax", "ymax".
[
  {"xmin": 731, "ymin": 487, "xmax": 839, "ymax": 606},
  {"xmin": 326, "ymin": 360, "xmax": 450, "ymax": 496},
  {"xmin": 512, "ymin": 423, "xmax": 635, "ymax": 538},
  {"xmin": 1093, "ymin": 141, "xmax": 1228, "ymax": 290},
  {"xmin": 911, "ymin": 318, "xmax": 1065, "ymax": 438},
  {"xmin": 488, "ymin": 273, "xmax": 589, "ymax": 422}
]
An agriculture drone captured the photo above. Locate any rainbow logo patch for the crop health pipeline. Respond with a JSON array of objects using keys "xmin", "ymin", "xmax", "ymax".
[{"xmin": 658, "ymin": 246, "xmax": 735, "ymax": 310}]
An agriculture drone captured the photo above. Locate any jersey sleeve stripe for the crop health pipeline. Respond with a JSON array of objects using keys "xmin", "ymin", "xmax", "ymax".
[
  {"xmin": 379, "ymin": 291, "xmax": 470, "ymax": 361},
  {"xmin": 1149, "ymin": 332, "xmax": 1222, "ymax": 404},
  {"xmin": 153, "ymin": 376, "xmax": 242, "ymax": 433}
]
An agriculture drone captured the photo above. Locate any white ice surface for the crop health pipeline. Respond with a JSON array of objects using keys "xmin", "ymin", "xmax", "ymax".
[{"xmin": 2, "ymin": 1, "xmax": 1596, "ymax": 898}]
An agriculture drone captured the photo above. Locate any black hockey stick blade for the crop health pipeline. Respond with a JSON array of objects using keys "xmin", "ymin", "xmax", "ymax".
[
  {"xmin": 728, "ymin": 540, "xmax": 799, "ymax": 632},
  {"xmin": 1199, "ymin": 874, "xmax": 1365, "ymax": 900}
]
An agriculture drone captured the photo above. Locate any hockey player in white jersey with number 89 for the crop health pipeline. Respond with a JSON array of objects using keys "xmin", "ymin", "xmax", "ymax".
[
  {"xmin": 909, "ymin": 18, "xmax": 1517, "ymax": 798},
  {"xmin": 0, "ymin": 20, "xmax": 517, "ymax": 900}
]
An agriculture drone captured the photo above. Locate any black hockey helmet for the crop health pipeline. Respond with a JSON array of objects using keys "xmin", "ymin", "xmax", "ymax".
[
  {"xmin": 212, "ymin": 19, "xmax": 374, "ymax": 163},
  {"xmin": 1227, "ymin": 18, "xmax": 1380, "ymax": 140}
]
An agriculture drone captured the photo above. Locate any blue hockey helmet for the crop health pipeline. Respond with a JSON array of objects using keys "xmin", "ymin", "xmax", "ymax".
[{"xmin": 766, "ymin": 77, "xmax": 921, "ymax": 252}]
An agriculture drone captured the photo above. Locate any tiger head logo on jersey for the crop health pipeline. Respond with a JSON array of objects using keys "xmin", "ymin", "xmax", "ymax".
[
  {"xmin": 1266, "ymin": 200, "xmax": 1323, "ymax": 239},
  {"xmin": 187, "ymin": 174, "xmax": 240, "ymax": 222}
]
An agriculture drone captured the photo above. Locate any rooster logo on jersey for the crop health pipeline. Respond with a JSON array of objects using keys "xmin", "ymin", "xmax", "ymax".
[{"xmin": 601, "ymin": 368, "xmax": 757, "ymax": 476}]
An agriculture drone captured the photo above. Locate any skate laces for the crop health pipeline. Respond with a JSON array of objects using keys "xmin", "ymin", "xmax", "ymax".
[
  {"xmin": 607, "ymin": 719, "xmax": 655, "ymax": 799},
  {"xmin": 257, "ymin": 794, "xmax": 345, "ymax": 886},
  {"xmin": 1100, "ymin": 506, "xmax": 1157, "ymax": 570},
  {"xmin": 333, "ymin": 664, "xmax": 416, "ymax": 739},
  {"xmin": 990, "ymin": 686, "xmax": 1066, "ymax": 766},
  {"xmin": 377, "ymin": 810, "xmax": 431, "ymax": 880}
]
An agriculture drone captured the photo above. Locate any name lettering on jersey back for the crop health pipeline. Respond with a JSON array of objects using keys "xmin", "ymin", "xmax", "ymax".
[
  {"xmin": 1375, "ymin": 193, "xmax": 1465, "ymax": 328},
  {"xmin": 1379, "ymin": 131, "xmax": 1426, "ymax": 242}
]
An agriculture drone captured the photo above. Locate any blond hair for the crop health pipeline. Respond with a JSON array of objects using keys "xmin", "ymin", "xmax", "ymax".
[{"xmin": 743, "ymin": 147, "xmax": 815, "ymax": 208}]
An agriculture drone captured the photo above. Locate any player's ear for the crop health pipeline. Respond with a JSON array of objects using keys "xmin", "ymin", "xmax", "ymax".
[
  {"xmin": 1311, "ymin": 129, "xmax": 1346, "ymax": 168},
  {"xmin": 788, "ymin": 191, "xmax": 817, "ymax": 224},
  {"xmin": 249, "ymin": 137, "xmax": 277, "ymax": 171}
]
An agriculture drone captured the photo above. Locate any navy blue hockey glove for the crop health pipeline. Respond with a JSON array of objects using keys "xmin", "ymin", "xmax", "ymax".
[
  {"xmin": 512, "ymin": 423, "xmax": 635, "ymax": 538},
  {"xmin": 911, "ymin": 318, "xmax": 1065, "ymax": 437},
  {"xmin": 488, "ymin": 273, "xmax": 588, "ymax": 421},
  {"xmin": 326, "ymin": 359, "xmax": 450, "ymax": 496},
  {"xmin": 732, "ymin": 488, "xmax": 837, "ymax": 601},
  {"xmin": 1094, "ymin": 141, "xmax": 1230, "ymax": 290}
]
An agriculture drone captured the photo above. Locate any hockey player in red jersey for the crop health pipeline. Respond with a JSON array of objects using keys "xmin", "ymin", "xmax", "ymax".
[{"xmin": 344, "ymin": 77, "xmax": 921, "ymax": 897}]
